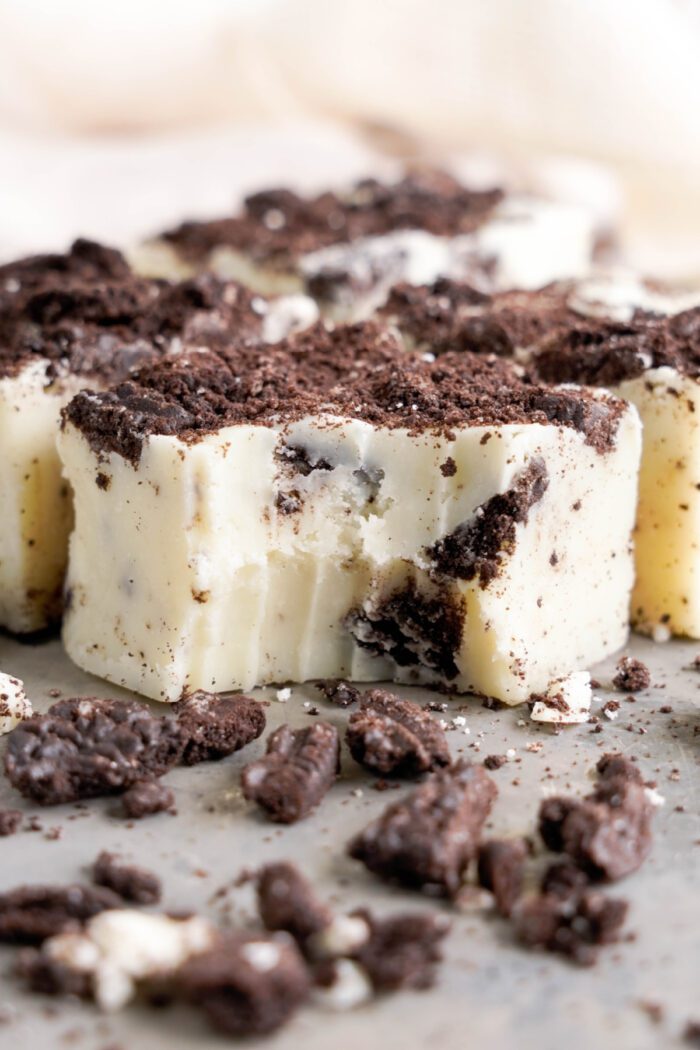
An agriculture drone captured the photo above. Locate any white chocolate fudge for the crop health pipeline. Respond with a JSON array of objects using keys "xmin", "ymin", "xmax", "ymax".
[
  {"xmin": 0, "ymin": 240, "xmax": 316, "ymax": 632},
  {"xmin": 59, "ymin": 323, "xmax": 641, "ymax": 704},
  {"xmin": 380, "ymin": 274, "xmax": 700, "ymax": 638},
  {"xmin": 0, "ymin": 672, "xmax": 32, "ymax": 734},
  {"xmin": 135, "ymin": 171, "xmax": 595, "ymax": 320}
]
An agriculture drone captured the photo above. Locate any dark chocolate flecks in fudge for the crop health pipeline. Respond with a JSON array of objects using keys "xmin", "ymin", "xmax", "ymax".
[
  {"xmin": 121, "ymin": 778, "xmax": 176, "ymax": 819},
  {"xmin": 63, "ymin": 320, "xmax": 629, "ymax": 465},
  {"xmin": 160, "ymin": 170, "xmax": 504, "ymax": 270},
  {"xmin": 241, "ymin": 722, "xmax": 340, "ymax": 824},
  {"xmin": 428, "ymin": 458, "xmax": 549, "ymax": 586},
  {"xmin": 477, "ymin": 839, "xmax": 528, "ymax": 917},
  {"xmin": 348, "ymin": 760, "xmax": 497, "ymax": 896},
  {"xmin": 0, "ymin": 240, "xmax": 266, "ymax": 382},
  {"xmin": 513, "ymin": 889, "xmax": 628, "ymax": 966},
  {"xmin": 346, "ymin": 577, "xmax": 465, "ymax": 681},
  {"xmin": 350, "ymin": 908, "xmax": 450, "ymax": 992},
  {"xmin": 173, "ymin": 690, "xmax": 266, "ymax": 765},
  {"xmin": 256, "ymin": 862, "xmax": 332, "ymax": 949},
  {"xmin": 92, "ymin": 851, "xmax": 162, "ymax": 906},
  {"xmin": 612, "ymin": 657, "xmax": 651, "ymax": 693},
  {"xmin": 4, "ymin": 697, "xmax": 183, "ymax": 805},
  {"xmin": 345, "ymin": 688, "xmax": 451, "ymax": 776},
  {"xmin": 177, "ymin": 932, "xmax": 311, "ymax": 1037},
  {"xmin": 0, "ymin": 884, "xmax": 122, "ymax": 944}
]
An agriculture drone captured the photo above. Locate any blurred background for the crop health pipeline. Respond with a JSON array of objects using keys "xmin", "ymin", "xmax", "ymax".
[{"xmin": 0, "ymin": 0, "xmax": 699, "ymax": 277}]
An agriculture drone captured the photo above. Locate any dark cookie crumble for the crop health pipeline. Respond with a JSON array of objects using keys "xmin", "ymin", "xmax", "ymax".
[
  {"xmin": 4, "ymin": 697, "xmax": 183, "ymax": 805},
  {"xmin": 345, "ymin": 688, "xmax": 450, "ymax": 776},
  {"xmin": 241, "ymin": 722, "xmax": 340, "ymax": 824},
  {"xmin": 173, "ymin": 690, "xmax": 266, "ymax": 765},
  {"xmin": 63, "ymin": 321, "xmax": 628, "ymax": 465},
  {"xmin": 92, "ymin": 850, "xmax": 162, "ymax": 905},
  {"xmin": 348, "ymin": 760, "xmax": 497, "ymax": 896}
]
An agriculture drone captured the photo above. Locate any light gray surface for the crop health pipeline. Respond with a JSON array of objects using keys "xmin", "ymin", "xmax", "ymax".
[{"xmin": 0, "ymin": 632, "xmax": 697, "ymax": 1050}]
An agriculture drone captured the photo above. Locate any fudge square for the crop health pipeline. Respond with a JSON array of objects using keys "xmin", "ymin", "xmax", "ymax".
[
  {"xmin": 58, "ymin": 322, "xmax": 641, "ymax": 704},
  {"xmin": 0, "ymin": 239, "xmax": 315, "ymax": 633},
  {"xmin": 380, "ymin": 273, "xmax": 700, "ymax": 638},
  {"xmin": 135, "ymin": 170, "xmax": 595, "ymax": 321}
]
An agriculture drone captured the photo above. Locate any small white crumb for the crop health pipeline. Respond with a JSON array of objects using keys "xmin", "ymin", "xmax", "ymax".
[
  {"xmin": 0, "ymin": 673, "xmax": 32, "ymax": 735},
  {"xmin": 603, "ymin": 704, "xmax": 619, "ymax": 721},
  {"xmin": 275, "ymin": 688, "xmax": 291, "ymax": 703},
  {"xmin": 314, "ymin": 959, "xmax": 373, "ymax": 1011},
  {"xmin": 240, "ymin": 940, "xmax": 282, "ymax": 973},
  {"xmin": 525, "ymin": 741, "xmax": 543, "ymax": 753},
  {"xmin": 517, "ymin": 719, "xmax": 527, "ymax": 728},
  {"xmin": 421, "ymin": 351, "xmax": 436, "ymax": 363},
  {"xmin": 644, "ymin": 786, "xmax": 666, "ymax": 807},
  {"xmin": 530, "ymin": 671, "xmax": 592, "ymax": 725},
  {"xmin": 310, "ymin": 915, "xmax": 369, "ymax": 959},
  {"xmin": 452, "ymin": 716, "xmax": 467, "ymax": 728},
  {"xmin": 651, "ymin": 623, "xmax": 671, "ymax": 644},
  {"xmin": 506, "ymin": 748, "xmax": 516, "ymax": 760},
  {"xmin": 351, "ymin": 788, "xmax": 363, "ymax": 799}
]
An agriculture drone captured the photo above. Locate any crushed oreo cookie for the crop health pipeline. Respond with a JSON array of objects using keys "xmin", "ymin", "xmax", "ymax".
[
  {"xmin": 477, "ymin": 839, "xmax": 528, "ymax": 917},
  {"xmin": 0, "ymin": 884, "xmax": 121, "ymax": 944},
  {"xmin": 351, "ymin": 909, "xmax": 450, "ymax": 991},
  {"xmin": 345, "ymin": 689, "xmax": 450, "ymax": 776},
  {"xmin": 514, "ymin": 889, "xmax": 628, "ymax": 966},
  {"xmin": 92, "ymin": 851, "xmax": 162, "ymax": 906},
  {"xmin": 316, "ymin": 680, "xmax": 361, "ymax": 708},
  {"xmin": 173, "ymin": 690, "xmax": 266, "ymax": 765},
  {"xmin": 0, "ymin": 809, "xmax": 22, "ymax": 836},
  {"xmin": 428, "ymin": 459, "xmax": 549, "ymax": 586},
  {"xmin": 612, "ymin": 657, "xmax": 651, "ymax": 693},
  {"xmin": 348, "ymin": 760, "xmax": 497, "ymax": 895},
  {"xmin": 121, "ymin": 779, "xmax": 176, "ymax": 819},
  {"xmin": 242, "ymin": 722, "xmax": 340, "ymax": 824},
  {"xmin": 177, "ymin": 932, "xmax": 311, "ymax": 1036},
  {"xmin": 4, "ymin": 697, "xmax": 183, "ymax": 805},
  {"xmin": 256, "ymin": 863, "xmax": 332, "ymax": 949}
]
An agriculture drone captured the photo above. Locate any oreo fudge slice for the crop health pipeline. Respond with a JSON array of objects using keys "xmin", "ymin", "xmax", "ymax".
[
  {"xmin": 382, "ymin": 272, "xmax": 700, "ymax": 638},
  {"xmin": 136, "ymin": 170, "xmax": 595, "ymax": 321},
  {"xmin": 0, "ymin": 240, "xmax": 315, "ymax": 633},
  {"xmin": 58, "ymin": 321, "xmax": 640, "ymax": 704}
]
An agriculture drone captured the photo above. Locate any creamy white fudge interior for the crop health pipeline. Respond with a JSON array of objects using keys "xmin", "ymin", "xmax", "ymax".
[
  {"xmin": 134, "ymin": 171, "xmax": 595, "ymax": 321},
  {"xmin": 0, "ymin": 240, "xmax": 317, "ymax": 633},
  {"xmin": 381, "ymin": 272, "xmax": 700, "ymax": 638},
  {"xmin": 59, "ymin": 322, "xmax": 641, "ymax": 704}
]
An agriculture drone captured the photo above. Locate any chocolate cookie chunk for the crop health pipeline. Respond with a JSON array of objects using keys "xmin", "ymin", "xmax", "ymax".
[
  {"xmin": 173, "ymin": 691, "xmax": 266, "ymax": 765},
  {"xmin": 177, "ymin": 933, "xmax": 311, "ymax": 1037},
  {"xmin": 514, "ymin": 889, "xmax": 628, "ymax": 966},
  {"xmin": 346, "ymin": 689, "xmax": 450, "ymax": 776},
  {"xmin": 538, "ymin": 796, "xmax": 579, "ymax": 852},
  {"xmin": 317, "ymin": 680, "xmax": 361, "ymax": 708},
  {"xmin": 541, "ymin": 860, "xmax": 590, "ymax": 900},
  {"xmin": 0, "ymin": 809, "xmax": 22, "ymax": 836},
  {"xmin": 348, "ymin": 761, "xmax": 497, "ymax": 895},
  {"xmin": 241, "ymin": 723, "xmax": 340, "ymax": 824},
  {"xmin": 17, "ymin": 948, "xmax": 93, "ymax": 998},
  {"xmin": 351, "ymin": 909, "xmax": 450, "ymax": 991},
  {"xmin": 4, "ymin": 697, "xmax": 183, "ymax": 805},
  {"xmin": 613, "ymin": 657, "xmax": 651, "ymax": 692},
  {"xmin": 0, "ymin": 884, "xmax": 121, "ymax": 944},
  {"xmin": 561, "ymin": 777, "xmax": 654, "ymax": 881},
  {"xmin": 121, "ymin": 779, "xmax": 176, "ymax": 819},
  {"xmin": 596, "ymin": 752, "xmax": 643, "ymax": 784},
  {"xmin": 92, "ymin": 851, "xmax": 162, "ymax": 905},
  {"xmin": 477, "ymin": 839, "xmax": 528, "ymax": 917},
  {"xmin": 256, "ymin": 863, "xmax": 331, "ymax": 948}
]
